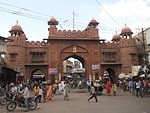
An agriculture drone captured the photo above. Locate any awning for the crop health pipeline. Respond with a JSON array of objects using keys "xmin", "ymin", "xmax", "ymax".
[{"xmin": 0, "ymin": 65, "xmax": 18, "ymax": 82}]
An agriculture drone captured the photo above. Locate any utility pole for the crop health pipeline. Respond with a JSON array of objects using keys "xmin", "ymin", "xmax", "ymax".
[
  {"xmin": 142, "ymin": 28, "xmax": 146, "ymax": 65},
  {"xmin": 73, "ymin": 11, "xmax": 75, "ymax": 30}
]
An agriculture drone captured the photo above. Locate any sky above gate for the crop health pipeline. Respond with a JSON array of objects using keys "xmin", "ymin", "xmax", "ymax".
[{"xmin": 0, "ymin": 0, "xmax": 150, "ymax": 41}]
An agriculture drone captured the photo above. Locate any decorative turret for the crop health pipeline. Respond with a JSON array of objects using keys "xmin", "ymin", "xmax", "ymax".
[
  {"xmin": 48, "ymin": 17, "xmax": 59, "ymax": 38},
  {"xmin": 9, "ymin": 21, "xmax": 24, "ymax": 36},
  {"xmin": 120, "ymin": 25, "xmax": 133, "ymax": 38},
  {"xmin": 8, "ymin": 21, "xmax": 27, "ymax": 46},
  {"xmin": 48, "ymin": 17, "xmax": 58, "ymax": 28},
  {"xmin": 88, "ymin": 18, "xmax": 99, "ymax": 29},
  {"xmin": 112, "ymin": 33, "xmax": 121, "ymax": 42}
]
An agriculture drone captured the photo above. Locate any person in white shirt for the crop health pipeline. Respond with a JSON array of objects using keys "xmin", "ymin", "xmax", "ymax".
[
  {"xmin": 135, "ymin": 80, "xmax": 142, "ymax": 98},
  {"xmin": 38, "ymin": 87, "xmax": 43, "ymax": 102},
  {"xmin": 88, "ymin": 82, "xmax": 98, "ymax": 102},
  {"xmin": 58, "ymin": 81, "xmax": 64, "ymax": 94},
  {"xmin": 10, "ymin": 84, "xmax": 17, "ymax": 94},
  {"xmin": 20, "ymin": 84, "xmax": 30, "ymax": 111},
  {"xmin": 9, "ymin": 84, "xmax": 17, "ymax": 99},
  {"xmin": 63, "ymin": 81, "xmax": 69, "ymax": 101}
]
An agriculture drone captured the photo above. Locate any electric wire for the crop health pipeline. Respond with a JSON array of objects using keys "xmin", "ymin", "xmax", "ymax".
[
  {"xmin": 95, "ymin": 0, "xmax": 122, "ymax": 28},
  {"xmin": 0, "ymin": 2, "xmax": 116, "ymax": 34}
]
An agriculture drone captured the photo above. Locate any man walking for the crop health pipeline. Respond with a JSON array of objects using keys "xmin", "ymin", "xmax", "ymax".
[{"xmin": 88, "ymin": 82, "xmax": 98, "ymax": 102}]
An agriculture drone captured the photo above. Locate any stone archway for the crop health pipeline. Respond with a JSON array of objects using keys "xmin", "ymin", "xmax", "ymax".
[
  {"xmin": 47, "ymin": 20, "xmax": 101, "ymax": 81},
  {"xmin": 57, "ymin": 44, "xmax": 91, "ymax": 80},
  {"xmin": 47, "ymin": 41, "xmax": 101, "ymax": 81},
  {"xmin": 63, "ymin": 54, "xmax": 86, "ymax": 79}
]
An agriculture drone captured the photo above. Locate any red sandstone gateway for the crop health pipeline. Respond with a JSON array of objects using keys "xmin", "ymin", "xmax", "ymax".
[{"xmin": 5, "ymin": 17, "xmax": 138, "ymax": 83}]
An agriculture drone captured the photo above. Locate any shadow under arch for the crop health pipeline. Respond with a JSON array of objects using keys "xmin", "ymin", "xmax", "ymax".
[{"xmin": 105, "ymin": 68, "xmax": 117, "ymax": 83}]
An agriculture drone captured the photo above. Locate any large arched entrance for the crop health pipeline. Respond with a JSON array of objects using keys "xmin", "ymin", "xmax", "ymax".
[
  {"xmin": 62, "ymin": 54, "xmax": 86, "ymax": 88},
  {"xmin": 58, "ymin": 45, "xmax": 89, "ymax": 80}
]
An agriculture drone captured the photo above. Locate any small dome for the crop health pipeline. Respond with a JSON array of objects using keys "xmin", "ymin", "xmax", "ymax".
[
  {"xmin": 121, "ymin": 26, "xmax": 132, "ymax": 34},
  {"xmin": 11, "ymin": 23, "xmax": 23, "ymax": 31},
  {"xmin": 88, "ymin": 18, "xmax": 99, "ymax": 26},
  {"xmin": 90, "ymin": 19, "xmax": 97, "ymax": 24},
  {"xmin": 112, "ymin": 34, "xmax": 121, "ymax": 41},
  {"xmin": 50, "ymin": 17, "xmax": 57, "ymax": 23},
  {"xmin": 49, "ymin": 17, "xmax": 58, "ymax": 25}
]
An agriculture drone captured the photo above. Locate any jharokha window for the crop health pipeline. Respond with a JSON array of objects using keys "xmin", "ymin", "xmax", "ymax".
[
  {"xmin": 103, "ymin": 52, "xmax": 117, "ymax": 62},
  {"xmin": 31, "ymin": 52, "xmax": 45, "ymax": 62}
]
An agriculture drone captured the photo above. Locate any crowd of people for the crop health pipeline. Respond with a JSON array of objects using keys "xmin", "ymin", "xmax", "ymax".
[
  {"xmin": 0, "ymin": 75, "xmax": 150, "ymax": 112},
  {"xmin": 119, "ymin": 77, "xmax": 150, "ymax": 98}
]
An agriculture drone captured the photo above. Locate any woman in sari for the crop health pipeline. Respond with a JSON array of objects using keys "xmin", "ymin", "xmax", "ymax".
[
  {"xmin": 46, "ymin": 83, "xmax": 53, "ymax": 101},
  {"xmin": 106, "ymin": 79, "xmax": 111, "ymax": 95}
]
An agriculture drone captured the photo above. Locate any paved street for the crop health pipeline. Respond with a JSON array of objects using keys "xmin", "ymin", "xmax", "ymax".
[{"xmin": 0, "ymin": 90, "xmax": 150, "ymax": 113}]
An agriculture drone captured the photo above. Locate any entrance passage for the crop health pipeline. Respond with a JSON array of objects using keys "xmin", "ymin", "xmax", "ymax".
[
  {"xmin": 104, "ymin": 68, "xmax": 117, "ymax": 83},
  {"xmin": 30, "ymin": 69, "xmax": 46, "ymax": 86},
  {"xmin": 62, "ymin": 55, "xmax": 86, "ymax": 89}
]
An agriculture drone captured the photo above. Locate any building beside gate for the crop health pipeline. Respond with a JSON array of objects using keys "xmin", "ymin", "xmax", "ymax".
[
  {"xmin": 0, "ymin": 36, "xmax": 17, "ymax": 84},
  {"xmin": 4, "ymin": 17, "xmax": 139, "ymax": 83}
]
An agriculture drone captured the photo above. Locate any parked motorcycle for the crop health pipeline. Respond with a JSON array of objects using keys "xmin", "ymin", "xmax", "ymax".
[
  {"xmin": 6, "ymin": 93, "xmax": 37, "ymax": 111},
  {"xmin": 0, "ymin": 92, "xmax": 12, "ymax": 106}
]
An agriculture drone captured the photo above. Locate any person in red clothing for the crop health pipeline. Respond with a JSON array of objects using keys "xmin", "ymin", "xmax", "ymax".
[{"xmin": 106, "ymin": 79, "xmax": 111, "ymax": 95}]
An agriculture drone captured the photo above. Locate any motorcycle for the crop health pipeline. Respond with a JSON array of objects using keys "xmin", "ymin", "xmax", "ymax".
[
  {"xmin": 0, "ymin": 92, "xmax": 12, "ymax": 106},
  {"xmin": 6, "ymin": 93, "xmax": 37, "ymax": 111}
]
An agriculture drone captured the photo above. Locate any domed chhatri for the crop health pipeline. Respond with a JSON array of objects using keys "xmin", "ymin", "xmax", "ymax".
[
  {"xmin": 9, "ymin": 21, "xmax": 24, "ymax": 36},
  {"xmin": 48, "ymin": 17, "xmax": 58, "ymax": 25},
  {"xmin": 11, "ymin": 23, "xmax": 23, "ymax": 31},
  {"xmin": 88, "ymin": 18, "xmax": 99, "ymax": 28},
  {"xmin": 121, "ymin": 26, "xmax": 132, "ymax": 34},
  {"xmin": 120, "ymin": 25, "xmax": 133, "ymax": 38},
  {"xmin": 112, "ymin": 34, "xmax": 121, "ymax": 42}
]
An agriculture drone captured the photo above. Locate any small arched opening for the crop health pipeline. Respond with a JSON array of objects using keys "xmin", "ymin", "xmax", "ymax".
[
  {"xmin": 105, "ymin": 68, "xmax": 117, "ymax": 83},
  {"xmin": 30, "ymin": 69, "xmax": 46, "ymax": 85}
]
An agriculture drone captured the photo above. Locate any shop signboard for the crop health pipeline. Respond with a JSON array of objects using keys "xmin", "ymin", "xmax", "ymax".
[
  {"xmin": 49, "ymin": 68, "xmax": 57, "ymax": 75},
  {"xmin": 92, "ymin": 64, "xmax": 100, "ymax": 70}
]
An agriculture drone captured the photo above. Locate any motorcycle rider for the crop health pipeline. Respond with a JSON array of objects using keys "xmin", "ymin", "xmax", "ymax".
[
  {"xmin": 20, "ymin": 83, "xmax": 30, "ymax": 112},
  {"xmin": 9, "ymin": 83, "xmax": 17, "ymax": 99}
]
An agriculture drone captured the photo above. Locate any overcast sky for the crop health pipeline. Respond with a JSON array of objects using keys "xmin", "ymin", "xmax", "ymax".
[{"xmin": 0, "ymin": 0, "xmax": 150, "ymax": 41}]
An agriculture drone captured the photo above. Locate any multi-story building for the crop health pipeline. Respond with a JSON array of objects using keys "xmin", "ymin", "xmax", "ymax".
[
  {"xmin": 133, "ymin": 27, "xmax": 150, "ymax": 65},
  {"xmin": 63, "ymin": 60, "xmax": 73, "ymax": 73},
  {"xmin": 0, "ymin": 36, "xmax": 17, "ymax": 83},
  {"xmin": 4, "ymin": 17, "xmax": 139, "ymax": 83}
]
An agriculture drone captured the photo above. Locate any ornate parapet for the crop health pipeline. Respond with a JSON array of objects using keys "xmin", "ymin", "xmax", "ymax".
[
  {"xmin": 101, "ymin": 41, "xmax": 119, "ymax": 49},
  {"xmin": 101, "ymin": 38, "xmax": 136, "ymax": 49},
  {"xmin": 119, "ymin": 38, "xmax": 136, "ymax": 47},
  {"xmin": 7, "ymin": 36, "xmax": 26, "ymax": 46},
  {"xmin": 26, "ymin": 41, "xmax": 48, "ymax": 47},
  {"xmin": 48, "ymin": 29, "xmax": 99, "ymax": 39}
]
